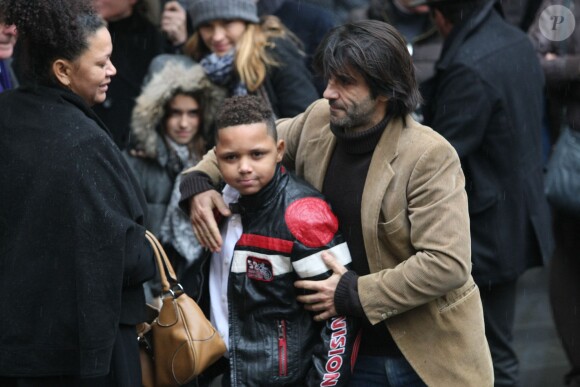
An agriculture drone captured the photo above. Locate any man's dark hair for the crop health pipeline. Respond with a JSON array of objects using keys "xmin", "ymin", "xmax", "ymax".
[
  {"xmin": 2, "ymin": 0, "xmax": 105, "ymax": 85},
  {"xmin": 430, "ymin": 0, "xmax": 487, "ymax": 25},
  {"xmin": 313, "ymin": 20, "xmax": 422, "ymax": 118},
  {"xmin": 215, "ymin": 95, "xmax": 277, "ymax": 142}
]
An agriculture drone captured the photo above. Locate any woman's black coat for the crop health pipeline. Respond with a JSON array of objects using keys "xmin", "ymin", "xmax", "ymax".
[{"xmin": 0, "ymin": 85, "xmax": 155, "ymax": 377}]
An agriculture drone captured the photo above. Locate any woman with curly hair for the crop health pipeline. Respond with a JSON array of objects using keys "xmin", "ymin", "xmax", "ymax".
[
  {"xmin": 184, "ymin": 0, "xmax": 319, "ymax": 125},
  {"xmin": 0, "ymin": 0, "xmax": 155, "ymax": 385}
]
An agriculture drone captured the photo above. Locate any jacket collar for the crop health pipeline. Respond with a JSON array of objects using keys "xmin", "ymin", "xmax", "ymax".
[
  {"xmin": 436, "ymin": 0, "xmax": 498, "ymax": 70},
  {"xmin": 61, "ymin": 86, "xmax": 111, "ymax": 137},
  {"xmin": 330, "ymin": 112, "xmax": 391, "ymax": 154},
  {"xmin": 237, "ymin": 163, "xmax": 287, "ymax": 214},
  {"xmin": 361, "ymin": 115, "xmax": 406, "ymax": 270},
  {"xmin": 364, "ymin": 115, "xmax": 404, "ymax": 194},
  {"xmin": 301, "ymin": 110, "xmax": 399, "ymax": 191},
  {"xmin": 302, "ymin": 125, "xmax": 336, "ymax": 192},
  {"xmin": 27, "ymin": 83, "xmax": 112, "ymax": 137}
]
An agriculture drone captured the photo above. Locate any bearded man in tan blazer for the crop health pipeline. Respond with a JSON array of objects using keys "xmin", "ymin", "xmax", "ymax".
[{"xmin": 179, "ymin": 20, "xmax": 493, "ymax": 387}]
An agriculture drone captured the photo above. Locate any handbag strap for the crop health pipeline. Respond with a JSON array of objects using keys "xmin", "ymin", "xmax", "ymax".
[{"xmin": 145, "ymin": 230, "xmax": 181, "ymax": 296}]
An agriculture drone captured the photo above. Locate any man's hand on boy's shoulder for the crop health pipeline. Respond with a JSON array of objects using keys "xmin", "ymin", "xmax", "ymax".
[{"xmin": 189, "ymin": 190, "xmax": 231, "ymax": 252}]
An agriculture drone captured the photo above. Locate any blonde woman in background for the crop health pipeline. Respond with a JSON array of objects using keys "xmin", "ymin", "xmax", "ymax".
[{"xmin": 184, "ymin": 0, "xmax": 318, "ymax": 131}]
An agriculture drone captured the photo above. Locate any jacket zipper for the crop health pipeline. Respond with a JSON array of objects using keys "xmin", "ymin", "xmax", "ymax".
[{"xmin": 277, "ymin": 320, "xmax": 288, "ymax": 377}]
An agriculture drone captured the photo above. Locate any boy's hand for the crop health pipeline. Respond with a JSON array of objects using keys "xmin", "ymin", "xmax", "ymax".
[
  {"xmin": 189, "ymin": 190, "xmax": 231, "ymax": 252},
  {"xmin": 295, "ymin": 251, "xmax": 347, "ymax": 321}
]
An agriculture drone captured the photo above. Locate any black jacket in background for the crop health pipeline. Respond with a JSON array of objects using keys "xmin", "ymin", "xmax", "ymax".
[
  {"xmin": 258, "ymin": 0, "xmax": 335, "ymax": 95},
  {"xmin": 421, "ymin": 1, "xmax": 554, "ymax": 284},
  {"xmin": 0, "ymin": 85, "xmax": 155, "ymax": 377},
  {"xmin": 261, "ymin": 37, "xmax": 320, "ymax": 119}
]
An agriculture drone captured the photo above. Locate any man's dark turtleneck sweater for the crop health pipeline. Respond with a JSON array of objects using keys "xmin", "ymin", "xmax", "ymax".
[{"xmin": 324, "ymin": 112, "xmax": 403, "ymax": 357}]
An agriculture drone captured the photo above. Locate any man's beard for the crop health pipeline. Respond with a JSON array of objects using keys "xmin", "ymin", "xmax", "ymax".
[{"xmin": 329, "ymin": 99, "xmax": 375, "ymax": 133}]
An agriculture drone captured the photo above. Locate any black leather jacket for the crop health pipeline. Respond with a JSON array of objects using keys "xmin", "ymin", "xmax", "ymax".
[{"xmin": 184, "ymin": 165, "xmax": 359, "ymax": 386}]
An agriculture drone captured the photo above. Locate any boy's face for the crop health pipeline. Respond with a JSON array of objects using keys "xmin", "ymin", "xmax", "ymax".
[{"xmin": 215, "ymin": 122, "xmax": 284, "ymax": 196}]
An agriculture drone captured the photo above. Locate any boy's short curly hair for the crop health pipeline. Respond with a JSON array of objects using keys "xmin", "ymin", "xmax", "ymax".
[
  {"xmin": 215, "ymin": 95, "xmax": 277, "ymax": 142},
  {"xmin": 1, "ymin": 0, "xmax": 105, "ymax": 84}
]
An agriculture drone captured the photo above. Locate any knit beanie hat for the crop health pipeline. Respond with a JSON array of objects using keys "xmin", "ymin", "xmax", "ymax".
[{"xmin": 190, "ymin": 0, "xmax": 260, "ymax": 30}]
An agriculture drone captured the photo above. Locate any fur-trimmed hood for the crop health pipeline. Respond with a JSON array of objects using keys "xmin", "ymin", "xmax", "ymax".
[{"xmin": 131, "ymin": 55, "xmax": 225, "ymax": 159}]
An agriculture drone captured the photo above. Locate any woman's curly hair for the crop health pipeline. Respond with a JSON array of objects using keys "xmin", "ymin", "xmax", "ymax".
[{"xmin": 0, "ymin": 0, "xmax": 105, "ymax": 84}]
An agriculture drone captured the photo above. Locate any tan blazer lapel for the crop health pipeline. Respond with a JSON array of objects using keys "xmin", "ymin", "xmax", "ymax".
[
  {"xmin": 302, "ymin": 126, "xmax": 336, "ymax": 191},
  {"xmin": 361, "ymin": 117, "xmax": 404, "ymax": 270}
]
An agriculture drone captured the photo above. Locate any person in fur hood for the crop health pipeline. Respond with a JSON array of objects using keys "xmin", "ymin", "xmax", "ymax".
[{"xmin": 125, "ymin": 54, "xmax": 225, "ymax": 278}]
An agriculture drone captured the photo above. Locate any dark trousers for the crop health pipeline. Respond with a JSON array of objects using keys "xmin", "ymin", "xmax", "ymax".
[
  {"xmin": 550, "ymin": 210, "xmax": 580, "ymax": 387},
  {"xmin": 480, "ymin": 279, "xmax": 519, "ymax": 387},
  {"xmin": 349, "ymin": 355, "xmax": 426, "ymax": 387}
]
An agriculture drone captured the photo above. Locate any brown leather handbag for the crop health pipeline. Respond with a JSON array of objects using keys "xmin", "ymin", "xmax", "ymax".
[{"xmin": 141, "ymin": 231, "xmax": 227, "ymax": 387}]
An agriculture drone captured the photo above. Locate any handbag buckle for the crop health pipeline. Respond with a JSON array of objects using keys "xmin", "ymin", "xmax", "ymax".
[{"xmin": 163, "ymin": 283, "xmax": 185, "ymax": 299}]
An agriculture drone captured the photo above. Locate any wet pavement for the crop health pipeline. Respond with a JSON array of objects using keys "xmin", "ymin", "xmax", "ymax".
[{"xmin": 514, "ymin": 266, "xmax": 570, "ymax": 387}]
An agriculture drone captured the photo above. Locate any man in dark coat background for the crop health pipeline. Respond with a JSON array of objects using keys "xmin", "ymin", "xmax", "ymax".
[
  {"xmin": 418, "ymin": 0, "xmax": 554, "ymax": 385},
  {"xmin": 349, "ymin": 0, "xmax": 443, "ymax": 87},
  {"xmin": 256, "ymin": 0, "xmax": 335, "ymax": 96}
]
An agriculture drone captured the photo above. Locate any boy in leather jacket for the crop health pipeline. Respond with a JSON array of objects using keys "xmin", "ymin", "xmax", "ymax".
[{"xmin": 189, "ymin": 95, "xmax": 359, "ymax": 386}]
